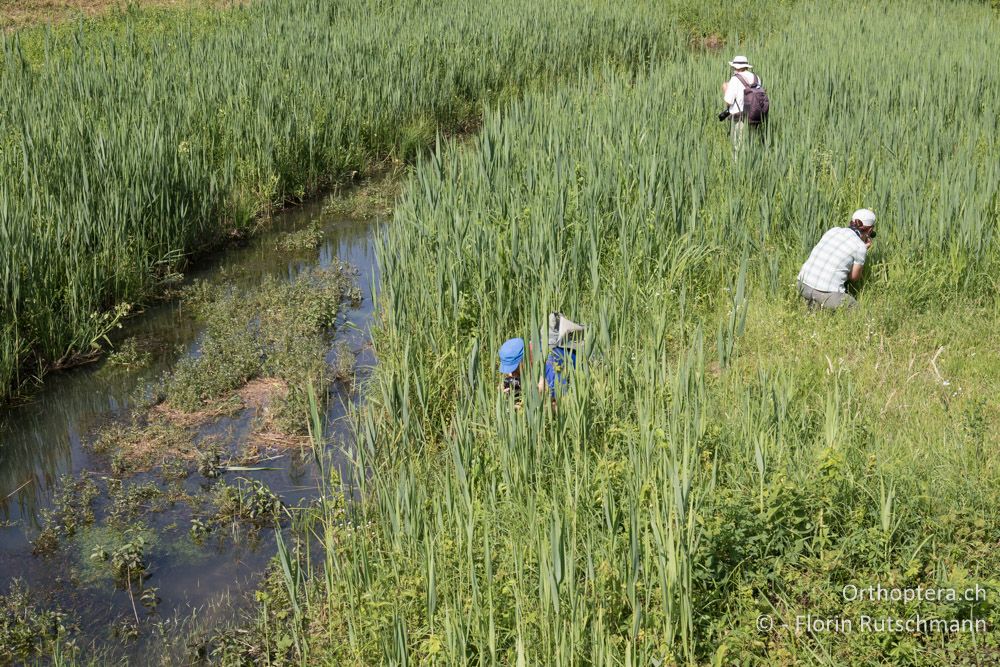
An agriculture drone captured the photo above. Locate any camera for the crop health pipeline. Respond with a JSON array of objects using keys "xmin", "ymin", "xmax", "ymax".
[
  {"xmin": 869, "ymin": 230, "xmax": 876, "ymax": 239},
  {"xmin": 502, "ymin": 375, "xmax": 522, "ymax": 396},
  {"xmin": 718, "ymin": 109, "xmax": 732, "ymax": 122}
]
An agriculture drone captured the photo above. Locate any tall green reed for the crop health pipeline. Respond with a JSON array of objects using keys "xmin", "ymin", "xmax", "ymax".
[
  {"xmin": 0, "ymin": 0, "xmax": 692, "ymax": 401},
  {"xmin": 312, "ymin": 0, "xmax": 1000, "ymax": 663}
]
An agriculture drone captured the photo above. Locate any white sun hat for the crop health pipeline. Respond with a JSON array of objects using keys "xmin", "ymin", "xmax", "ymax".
[
  {"xmin": 541, "ymin": 312, "xmax": 586, "ymax": 350},
  {"xmin": 728, "ymin": 55, "xmax": 753, "ymax": 70},
  {"xmin": 851, "ymin": 208, "xmax": 877, "ymax": 227}
]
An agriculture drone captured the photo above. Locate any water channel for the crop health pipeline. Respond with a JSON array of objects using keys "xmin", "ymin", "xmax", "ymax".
[{"xmin": 0, "ymin": 197, "xmax": 379, "ymax": 660}]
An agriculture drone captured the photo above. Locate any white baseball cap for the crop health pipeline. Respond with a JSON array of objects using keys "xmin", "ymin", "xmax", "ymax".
[
  {"xmin": 729, "ymin": 56, "xmax": 752, "ymax": 69},
  {"xmin": 852, "ymin": 208, "xmax": 876, "ymax": 227}
]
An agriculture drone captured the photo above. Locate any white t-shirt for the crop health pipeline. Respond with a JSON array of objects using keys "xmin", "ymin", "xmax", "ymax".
[{"xmin": 724, "ymin": 71, "xmax": 761, "ymax": 115}]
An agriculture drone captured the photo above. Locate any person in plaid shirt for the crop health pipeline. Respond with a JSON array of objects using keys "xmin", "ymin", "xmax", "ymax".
[{"xmin": 797, "ymin": 209, "xmax": 876, "ymax": 309}]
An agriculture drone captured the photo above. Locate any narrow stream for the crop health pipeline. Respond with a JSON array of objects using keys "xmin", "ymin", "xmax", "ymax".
[{"xmin": 0, "ymin": 197, "xmax": 379, "ymax": 659}]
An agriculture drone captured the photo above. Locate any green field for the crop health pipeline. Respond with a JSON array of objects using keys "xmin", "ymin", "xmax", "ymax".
[
  {"xmin": 0, "ymin": 0, "xmax": 694, "ymax": 398},
  {"xmin": 255, "ymin": 1, "xmax": 1000, "ymax": 665},
  {"xmin": 4, "ymin": 0, "xmax": 1000, "ymax": 664}
]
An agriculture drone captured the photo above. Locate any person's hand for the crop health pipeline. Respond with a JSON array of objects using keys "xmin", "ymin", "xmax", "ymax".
[{"xmin": 865, "ymin": 238, "xmax": 874, "ymax": 249}]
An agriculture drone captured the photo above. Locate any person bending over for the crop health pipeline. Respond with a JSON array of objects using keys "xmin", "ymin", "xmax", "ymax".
[
  {"xmin": 538, "ymin": 312, "xmax": 585, "ymax": 406},
  {"xmin": 498, "ymin": 337, "xmax": 526, "ymax": 405},
  {"xmin": 797, "ymin": 208, "xmax": 877, "ymax": 310}
]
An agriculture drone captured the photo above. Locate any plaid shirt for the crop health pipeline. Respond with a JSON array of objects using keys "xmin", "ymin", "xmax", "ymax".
[{"xmin": 797, "ymin": 227, "xmax": 867, "ymax": 293}]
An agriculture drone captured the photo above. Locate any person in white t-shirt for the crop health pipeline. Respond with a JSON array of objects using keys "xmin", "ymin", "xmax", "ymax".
[
  {"xmin": 797, "ymin": 209, "xmax": 877, "ymax": 310},
  {"xmin": 721, "ymin": 55, "xmax": 760, "ymax": 153}
]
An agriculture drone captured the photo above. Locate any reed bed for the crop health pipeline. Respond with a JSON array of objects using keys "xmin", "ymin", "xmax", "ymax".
[
  {"xmin": 0, "ymin": 0, "xmax": 693, "ymax": 399},
  {"xmin": 240, "ymin": 0, "xmax": 1000, "ymax": 664}
]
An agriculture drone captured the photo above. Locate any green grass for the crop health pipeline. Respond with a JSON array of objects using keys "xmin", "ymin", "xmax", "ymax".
[
  {"xmin": 207, "ymin": 0, "xmax": 1000, "ymax": 665},
  {"xmin": 8, "ymin": 0, "xmax": 1000, "ymax": 663},
  {"xmin": 0, "ymin": 0, "xmax": 696, "ymax": 400}
]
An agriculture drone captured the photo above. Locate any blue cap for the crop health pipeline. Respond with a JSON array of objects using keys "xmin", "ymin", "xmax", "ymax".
[{"xmin": 498, "ymin": 338, "xmax": 525, "ymax": 374}]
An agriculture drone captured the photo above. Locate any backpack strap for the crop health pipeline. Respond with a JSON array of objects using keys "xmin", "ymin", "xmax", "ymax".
[{"xmin": 735, "ymin": 72, "xmax": 758, "ymax": 89}]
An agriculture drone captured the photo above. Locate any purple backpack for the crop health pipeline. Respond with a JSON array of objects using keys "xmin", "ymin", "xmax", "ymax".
[{"xmin": 736, "ymin": 73, "xmax": 770, "ymax": 124}]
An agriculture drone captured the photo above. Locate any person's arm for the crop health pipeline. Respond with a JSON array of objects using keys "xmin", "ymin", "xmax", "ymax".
[
  {"xmin": 537, "ymin": 375, "xmax": 557, "ymax": 410},
  {"xmin": 723, "ymin": 78, "xmax": 737, "ymax": 106},
  {"xmin": 848, "ymin": 243, "xmax": 868, "ymax": 282}
]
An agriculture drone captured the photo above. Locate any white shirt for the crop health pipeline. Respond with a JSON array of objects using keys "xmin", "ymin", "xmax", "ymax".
[
  {"xmin": 724, "ymin": 71, "xmax": 760, "ymax": 115},
  {"xmin": 797, "ymin": 227, "xmax": 868, "ymax": 293}
]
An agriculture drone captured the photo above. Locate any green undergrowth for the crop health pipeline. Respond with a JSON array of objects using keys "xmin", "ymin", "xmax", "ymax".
[
  {"xmin": 104, "ymin": 337, "xmax": 153, "ymax": 370},
  {"xmin": 32, "ymin": 476, "xmax": 101, "ymax": 557},
  {"xmin": 0, "ymin": 0, "xmax": 744, "ymax": 401},
  {"xmin": 90, "ymin": 415, "xmax": 217, "ymax": 476},
  {"xmin": 322, "ymin": 162, "xmax": 410, "ymax": 220},
  {"xmin": 212, "ymin": 478, "xmax": 283, "ymax": 530},
  {"xmin": 209, "ymin": 0, "xmax": 1000, "ymax": 665},
  {"xmin": 84, "ymin": 256, "xmax": 357, "ymax": 478},
  {"xmin": 20, "ymin": 472, "xmax": 292, "ymax": 660},
  {"xmin": 78, "ymin": 524, "xmax": 158, "ymax": 588},
  {"xmin": 0, "ymin": 580, "xmax": 77, "ymax": 664},
  {"xmin": 166, "ymin": 263, "xmax": 359, "ymax": 421},
  {"xmin": 274, "ymin": 223, "xmax": 324, "ymax": 253}
]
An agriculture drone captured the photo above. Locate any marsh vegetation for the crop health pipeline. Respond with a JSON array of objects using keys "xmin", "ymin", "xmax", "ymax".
[{"xmin": 1, "ymin": 0, "xmax": 998, "ymax": 664}]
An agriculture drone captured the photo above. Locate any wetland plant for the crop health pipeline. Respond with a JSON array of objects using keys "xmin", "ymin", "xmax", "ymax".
[
  {"xmin": 165, "ymin": 267, "xmax": 355, "ymax": 414},
  {"xmin": 221, "ymin": 0, "xmax": 1000, "ymax": 663},
  {"xmin": 0, "ymin": 0, "xmax": 688, "ymax": 400},
  {"xmin": 90, "ymin": 530, "xmax": 149, "ymax": 588},
  {"xmin": 0, "ymin": 581, "xmax": 76, "ymax": 664},
  {"xmin": 32, "ymin": 477, "xmax": 100, "ymax": 556},
  {"xmin": 276, "ymin": 223, "xmax": 324, "ymax": 252},
  {"xmin": 105, "ymin": 338, "xmax": 152, "ymax": 370},
  {"xmin": 213, "ymin": 479, "xmax": 283, "ymax": 529}
]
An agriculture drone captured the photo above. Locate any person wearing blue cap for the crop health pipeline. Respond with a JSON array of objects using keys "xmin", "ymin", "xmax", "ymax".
[
  {"xmin": 498, "ymin": 313, "xmax": 586, "ymax": 408},
  {"xmin": 498, "ymin": 337, "xmax": 525, "ymax": 401}
]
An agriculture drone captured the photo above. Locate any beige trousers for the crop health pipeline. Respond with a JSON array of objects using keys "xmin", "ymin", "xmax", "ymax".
[{"xmin": 730, "ymin": 113, "xmax": 746, "ymax": 154}]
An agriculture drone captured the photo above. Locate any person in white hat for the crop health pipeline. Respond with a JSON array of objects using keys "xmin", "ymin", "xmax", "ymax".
[
  {"xmin": 721, "ymin": 55, "xmax": 761, "ymax": 153},
  {"xmin": 797, "ymin": 209, "xmax": 878, "ymax": 309}
]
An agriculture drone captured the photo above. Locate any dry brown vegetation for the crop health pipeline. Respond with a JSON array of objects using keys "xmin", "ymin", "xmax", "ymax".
[
  {"xmin": 689, "ymin": 32, "xmax": 726, "ymax": 52},
  {"xmin": 0, "ymin": 0, "xmax": 238, "ymax": 30},
  {"xmin": 92, "ymin": 377, "xmax": 304, "ymax": 475}
]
